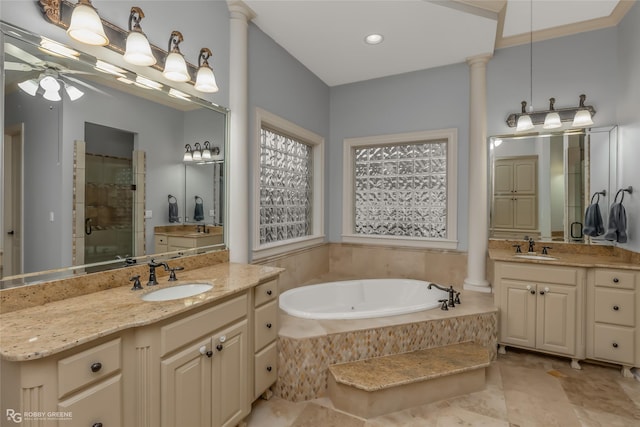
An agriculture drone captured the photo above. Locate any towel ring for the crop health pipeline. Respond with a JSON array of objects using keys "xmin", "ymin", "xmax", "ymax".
[
  {"xmin": 195, "ymin": 196, "xmax": 203, "ymax": 204},
  {"xmin": 168, "ymin": 195, "xmax": 177, "ymax": 203},
  {"xmin": 590, "ymin": 190, "xmax": 606, "ymax": 205},
  {"xmin": 613, "ymin": 186, "xmax": 633, "ymax": 204}
]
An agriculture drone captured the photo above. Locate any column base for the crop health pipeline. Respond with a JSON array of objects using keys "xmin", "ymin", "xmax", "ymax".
[{"xmin": 463, "ymin": 278, "xmax": 492, "ymax": 293}]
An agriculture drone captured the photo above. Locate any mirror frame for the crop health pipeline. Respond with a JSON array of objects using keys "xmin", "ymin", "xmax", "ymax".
[{"xmin": 1, "ymin": 21, "xmax": 230, "ymax": 285}]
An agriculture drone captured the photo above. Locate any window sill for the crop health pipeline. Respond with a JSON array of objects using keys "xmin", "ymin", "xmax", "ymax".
[
  {"xmin": 252, "ymin": 235, "xmax": 326, "ymax": 261},
  {"xmin": 341, "ymin": 234, "xmax": 458, "ymax": 250}
]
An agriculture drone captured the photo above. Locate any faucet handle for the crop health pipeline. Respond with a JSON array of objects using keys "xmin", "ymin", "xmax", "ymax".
[
  {"xmin": 130, "ymin": 275, "xmax": 143, "ymax": 290},
  {"xmin": 168, "ymin": 266, "xmax": 184, "ymax": 281},
  {"xmin": 512, "ymin": 244, "xmax": 522, "ymax": 253},
  {"xmin": 542, "ymin": 246, "xmax": 552, "ymax": 255}
]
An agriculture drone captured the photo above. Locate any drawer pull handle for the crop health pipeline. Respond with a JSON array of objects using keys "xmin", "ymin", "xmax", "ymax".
[
  {"xmin": 266, "ymin": 322, "xmax": 272, "ymax": 329},
  {"xmin": 266, "ymin": 290, "xmax": 273, "ymax": 296},
  {"xmin": 613, "ymin": 305, "xmax": 620, "ymax": 311},
  {"xmin": 216, "ymin": 344, "xmax": 224, "ymax": 352},
  {"xmin": 90, "ymin": 362, "xmax": 102, "ymax": 373},
  {"xmin": 199, "ymin": 346, "xmax": 213, "ymax": 358},
  {"xmin": 612, "ymin": 342, "xmax": 619, "ymax": 348},
  {"xmin": 613, "ymin": 278, "xmax": 619, "ymax": 283},
  {"xmin": 526, "ymin": 285, "xmax": 535, "ymax": 295},
  {"xmin": 266, "ymin": 366, "xmax": 272, "ymax": 372},
  {"xmin": 92, "ymin": 423, "xmax": 103, "ymax": 427}
]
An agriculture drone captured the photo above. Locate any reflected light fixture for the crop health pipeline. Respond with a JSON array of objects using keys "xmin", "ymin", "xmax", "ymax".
[
  {"xmin": 516, "ymin": 101, "xmax": 534, "ymax": 132},
  {"xmin": 66, "ymin": 0, "xmax": 109, "ymax": 46},
  {"xmin": 202, "ymin": 141, "xmax": 212, "ymax": 160},
  {"xmin": 183, "ymin": 144, "xmax": 194, "ymax": 162},
  {"xmin": 39, "ymin": 38, "xmax": 80, "ymax": 59},
  {"xmin": 135, "ymin": 75, "xmax": 163, "ymax": 90},
  {"xmin": 543, "ymin": 98, "xmax": 561, "ymax": 129},
  {"xmin": 194, "ymin": 48, "xmax": 219, "ymax": 93},
  {"xmin": 168, "ymin": 88, "xmax": 191, "ymax": 101},
  {"xmin": 64, "ymin": 83, "xmax": 85, "ymax": 101},
  {"xmin": 95, "ymin": 60, "xmax": 126, "ymax": 77},
  {"xmin": 364, "ymin": 34, "xmax": 384, "ymax": 45},
  {"xmin": 18, "ymin": 79, "xmax": 39, "ymax": 96},
  {"xmin": 572, "ymin": 94, "xmax": 594, "ymax": 127},
  {"xmin": 18, "ymin": 72, "xmax": 85, "ymax": 102},
  {"xmin": 192, "ymin": 142, "xmax": 203, "ymax": 161},
  {"xmin": 123, "ymin": 7, "xmax": 156, "ymax": 66},
  {"xmin": 163, "ymin": 31, "xmax": 190, "ymax": 82}
]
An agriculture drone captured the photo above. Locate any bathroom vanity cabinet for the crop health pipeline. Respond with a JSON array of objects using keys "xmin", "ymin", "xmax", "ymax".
[
  {"xmin": 252, "ymin": 279, "xmax": 279, "ymax": 400},
  {"xmin": 495, "ymin": 261, "xmax": 585, "ymax": 367}
]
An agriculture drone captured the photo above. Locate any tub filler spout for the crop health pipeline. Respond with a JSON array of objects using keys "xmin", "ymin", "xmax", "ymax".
[{"xmin": 427, "ymin": 283, "xmax": 461, "ymax": 309}]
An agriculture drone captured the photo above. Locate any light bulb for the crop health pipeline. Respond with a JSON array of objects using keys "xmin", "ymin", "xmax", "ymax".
[{"xmin": 67, "ymin": 1, "xmax": 109, "ymax": 46}]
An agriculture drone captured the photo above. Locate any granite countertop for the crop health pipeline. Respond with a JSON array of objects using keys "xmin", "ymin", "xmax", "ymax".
[
  {"xmin": 489, "ymin": 248, "xmax": 640, "ymax": 270},
  {"xmin": 0, "ymin": 263, "xmax": 283, "ymax": 362}
]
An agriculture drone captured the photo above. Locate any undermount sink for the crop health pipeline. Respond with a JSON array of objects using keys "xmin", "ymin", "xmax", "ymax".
[
  {"xmin": 513, "ymin": 254, "xmax": 558, "ymax": 261},
  {"xmin": 141, "ymin": 283, "xmax": 213, "ymax": 302}
]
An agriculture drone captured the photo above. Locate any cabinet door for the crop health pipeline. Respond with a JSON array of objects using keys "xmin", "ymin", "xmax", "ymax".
[
  {"xmin": 513, "ymin": 159, "xmax": 536, "ymax": 194},
  {"xmin": 536, "ymin": 283, "xmax": 576, "ymax": 356},
  {"xmin": 213, "ymin": 320, "xmax": 248, "ymax": 427},
  {"xmin": 161, "ymin": 338, "xmax": 212, "ymax": 427},
  {"xmin": 492, "ymin": 196, "xmax": 514, "ymax": 229},
  {"xmin": 513, "ymin": 196, "xmax": 537, "ymax": 230},
  {"xmin": 494, "ymin": 162, "xmax": 514, "ymax": 194},
  {"xmin": 500, "ymin": 280, "xmax": 536, "ymax": 348},
  {"xmin": 58, "ymin": 374, "xmax": 122, "ymax": 427}
]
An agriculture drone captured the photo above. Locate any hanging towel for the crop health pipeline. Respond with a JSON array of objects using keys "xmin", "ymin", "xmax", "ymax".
[
  {"xmin": 194, "ymin": 196, "xmax": 204, "ymax": 221},
  {"xmin": 583, "ymin": 193, "xmax": 604, "ymax": 237},
  {"xmin": 604, "ymin": 189, "xmax": 628, "ymax": 243},
  {"xmin": 168, "ymin": 195, "xmax": 179, "ymax": 223}
]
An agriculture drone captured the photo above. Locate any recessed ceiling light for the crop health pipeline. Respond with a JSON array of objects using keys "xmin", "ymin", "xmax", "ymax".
[{"xmin": 364, "ymin": 34, "xmax": 384, "ymax": 45}]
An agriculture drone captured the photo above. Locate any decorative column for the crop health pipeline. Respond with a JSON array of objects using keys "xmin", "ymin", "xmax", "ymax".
[
  {"xmin": 464, "ymin": 54, "xmax": 492, "ymax": 293},
  {"xmin": 226, "ymin": 1, "xmax": 255, "ymax": 263}
]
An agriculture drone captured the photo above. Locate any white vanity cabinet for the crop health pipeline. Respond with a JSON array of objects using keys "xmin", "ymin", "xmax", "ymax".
[
  {"xmin": 252, "ymin": 279, "xmax": 279, "ymax": 400},
  {"xmin": 586, "ymin": 268, "xmax": 639, "ymax": 377},
  {"xmin": 494, "ymin": 261, "xmax": 585, "ymax": 367}
]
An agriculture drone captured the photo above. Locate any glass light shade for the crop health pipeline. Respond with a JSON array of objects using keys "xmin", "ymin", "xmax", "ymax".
[
  {"xmin": 18, "ymin": 79, "xmax": 39, "ymax": 96},
  {"xmin": 543, "ymin": 112, "xmax": 561, "ymax": 129},
  {"xmin": 194, "ymin": 66, "xmax": 219, "ymax": 93},
  {"xmin": 192, "ymin": 149, "xmax": 202, "ymax": 161},
  {"xmin": 572, "ymin": 109, "xmax": 594, "ymax": 127},
  {"xmin": 516, "ymin": 114, "xmax": 534, "ymax": 132},
  {"xmin": 39, "ymin": 75, "xmax": 61, "ymax": 92},
  {"xmin": 183, "ymin": 151, "xmax": 193, "ymax": 162},
  {"xmin": 202, "ymin": 147, "xmax": 212, "ymax": 160},
  {"xmin": 64, "ymin": 84, "xmax": 84, "ymax": 101},
  {"xmin": 42, "ymin": 89, "xmax": 62, "ymax": 102},
  {"xmin": 124, "ymin": 32, "xmax": 156, "ymax": 66},
  {"xmin": 163, "ymin": 52, "xmax": 189, "ymax": 82},
  {"xmin": 67, "ymin": 3, "xmax": 109, "ymax": 46}
]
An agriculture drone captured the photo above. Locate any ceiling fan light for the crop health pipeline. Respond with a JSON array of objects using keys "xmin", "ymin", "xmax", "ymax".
[
  {"xmin": 124, "ymin": 31, "xmax": 156, "ymax": 66},
  {"xmin": 42, "ymin": 89, "xmax": 62, "ymax": 102},
  {"xmin": 572, "ymin": 109, "xmax": 594, "ymax": 127},
  {"xmin": 543, "ymin": 111, "xmax": 561, "ymax": 129},
  {"xmin": 194, "ymin": 65, "xmax": 218, "ymax": 93},
  {"xmin": 67, "ymin": 1, "xmax": 109, "ymax": 46},
  {"xmin": 64, "ymin": 84, "xmax": 85, "ymax": 101},
  {"xmin": 163, "ymin": 52, "xmax": 190, "ymax": 82},
  {"xmin": 18, "ymin": 79, "xmax": 39, "ymax": 96},
  {"xmin": 39, "ymin": 75, "xmax": 61, "ymax": 92},
  {"xmin": 516, "ymin": 114, "xmax": 534, "ymax": 132}
]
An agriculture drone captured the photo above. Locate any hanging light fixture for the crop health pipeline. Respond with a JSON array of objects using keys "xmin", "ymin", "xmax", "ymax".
[
  {"xmin": 183, "ymin": 144, "xmax": 194, "ymax": 162},
  {"xmin": 572, "ymin": 94, "xmax": 595, "ymax": 127},
  {"xmin": 64, "ymin": 83, "xmax": 85, "ymax": 101},
  {"xmin": 192, "ymin": 142, "xmax": 203, "ymax": 161},
  {"xmin": 123, "ymin": 7, "xmax": 156, "ymax": 66},
  {"xmin": 201, "ymin": 141, "xmax": 212, "ymax": 160},
  {"xmin": 194, "ymin": 48, "xmax": 219, "ymax": 93},
  {"xmin": 163, "ymin": 31, "xmax": 190, "ymax": 82},
  {"xmin": 66, "ymin": 0, "xmax": 109, "ymax": 46},
  {"xmin": 543, "ymin": 98, "xmax": 561, "ymax": 129},
  {"xmin": 18, "ymin": 70, "xmax": 84, "ymax": 101}
]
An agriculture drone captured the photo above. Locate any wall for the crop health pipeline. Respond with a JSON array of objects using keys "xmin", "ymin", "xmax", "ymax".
[{"xmin": 616, "ymin": 2, "xmax": 640, "ymax": 253}]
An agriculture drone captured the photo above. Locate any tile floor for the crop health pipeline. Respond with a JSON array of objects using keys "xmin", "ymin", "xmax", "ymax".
[{"xmin": 246, "ymin": 348, "xmax": 640, "ymax": 426}]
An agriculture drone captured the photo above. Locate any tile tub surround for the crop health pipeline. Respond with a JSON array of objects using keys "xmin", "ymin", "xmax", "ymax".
[
  {"xmin": 275, "ymin": 290, "xmax": 497, "ymax": 402},
  {"xmin": 0, "ymin": 249, "xmax": 230, "ymax": 314}
]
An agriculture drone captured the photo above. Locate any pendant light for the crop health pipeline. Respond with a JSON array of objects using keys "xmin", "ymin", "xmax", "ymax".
[
  {"xmin": 194, "ymin": 48, "xmax": 219, "ymax": 93},
  {"xmin": 66, "ymin": 0, "xmax": 109, "ymax": 46},
  {"xmin": 123, "ymin": 7, "xmax": 156, "ymax": 66},
  {"xmin": 572, "ymin": 94, "xmax": 594, "ymax": 127},
  {"xmin": 163, "ymin": 31, "xmax": 190, "ymax": 82},
  {"xmin": 543, "ymin": 98, "xmax": 561, "ymax": 129}
]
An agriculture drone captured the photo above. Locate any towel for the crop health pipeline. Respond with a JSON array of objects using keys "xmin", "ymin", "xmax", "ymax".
[
  {"xmin": 604, "ymin": 203, "xmax": 627, "ymax": 243},
  {"xmin": 194, "ymin": 196, "xmax": 204, "ymax": 221},
  {"xmin": 168, "ymin": 195, "xmax": 179, "ymax": 223},
  {"xmin": 583, "ymin": 203, "xmax": 604, "ymax": 237}
]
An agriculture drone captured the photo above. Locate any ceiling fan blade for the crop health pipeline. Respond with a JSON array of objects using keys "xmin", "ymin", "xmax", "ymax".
[
  {"xmin": 61, "ymin": 75, "xmax": 111, "ymax": 96},
  {"xmin": 4, "ymin": 43, "xmax": 46, "ymax": 68},
  {"xmin": 5, "ymin": 61, "xmax": 35, "ymax": 72}
]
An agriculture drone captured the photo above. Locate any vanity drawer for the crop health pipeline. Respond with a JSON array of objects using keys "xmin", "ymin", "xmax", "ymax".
[
  {"xmin": 254, "ymin": 342, "xmax": 277, "ymax": 399},
  {"xmin": 254, "ymin": 300, "xmax": 278, "ymax": 351},
  {"xmin": 58, "ymin": 374, "xmax": 122, "ymax": 427},
  {"xmin": 58, "ymin": 338, "xmax": 121, "ymax": 398},
  {"xmin": 593, "ymin": 324, "xmax": 635, "ymax": 365},
  {"xmin": 594, "ymin": 288, "xmax": 635, "ymax": 326},
  {"xmin": 255, "ymin": 279, "xmax": 278, "ymax": 307},
  {"xmin": 161, "ymin": 294, "xmax": 247, "ymax": 356},
  {"xmin": 594, "ymin": 269, "xmax": 636, "ymax": 290}
]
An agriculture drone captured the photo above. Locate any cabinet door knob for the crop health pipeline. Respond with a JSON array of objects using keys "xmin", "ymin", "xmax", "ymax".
[
  {"xmin": 90, "ymin": 362, "xmax": 102, "ymax": 373},
  {"xmin": 612, "ymin": 342, "xmax": 619, "ymax": 348},
  {"xmin": 613, "ymin": 278, "xmax": 619, "ymax": 283},
  {"xmin": 613, "ymin": 305, "xmax": 620, "ymax": 311},
  {"xmin": 92, "ymin": 423, "xmax": 103, "ymax": 427},
  {"xmin": 266, "ymin": 366, "xmax": 272, "ymax": 372},
  {"xmin": 266, "ymin": 290, "xmax": 273, "ymax": 296},
  {"xmin": 199, "ymin": 346, "xmax": 213, "ymax": 357},
  {"xmin": 539, "ymin": 290, "xmax": 545, "ymax": 295},
  {"xmin": 216, "ymin": 344, "xmax": 224, "ymax": 351},
  {"xmin": 266, "ymin": 322, "xmax": 272, "ymax": 329}
]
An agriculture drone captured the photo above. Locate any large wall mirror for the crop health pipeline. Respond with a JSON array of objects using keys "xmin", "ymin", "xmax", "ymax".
[
  {"xmin": 1, "ymin": 22, "xmax": 229, "ymax": 287},
  {"xmin": 488, "ymin": 126, "xmax": 617, "ymax": 244}
]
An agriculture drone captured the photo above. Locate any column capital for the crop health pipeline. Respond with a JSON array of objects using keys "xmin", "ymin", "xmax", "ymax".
[
  {"xmin": 466, "ymin": 53, "xmax": 493, "ymax": 67},
  {"xmin": 227, "ymin": 0, "xmax": 256, "ymax": 21}
]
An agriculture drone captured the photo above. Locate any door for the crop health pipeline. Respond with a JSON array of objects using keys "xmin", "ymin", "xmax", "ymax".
[
  {"xmin": 161, "ymin": 337, "xmax": 212, "ymax": 427},
  {"xmin": 213, "ymin": 320, "xmax": 248, "ymax": 427},
  {"xmin": 500, "ymin": 279, "xmax": 536, "ymax": 348},
  {"xmin": 2, "ymin": 125, "xmax": 23, "ymax": 276},
  {"xmin": 536, "ymin": 283, "xmax": 577, "ymax": 355}
]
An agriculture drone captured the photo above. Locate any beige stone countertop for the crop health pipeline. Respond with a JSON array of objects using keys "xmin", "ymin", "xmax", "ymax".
[
  {"xmin": 489, "ymin": 248, "xmax": 640, "ymax": 270},
  {"xmin": 0, "ymin": 263, "xmax": 283, "ymax": 362}
]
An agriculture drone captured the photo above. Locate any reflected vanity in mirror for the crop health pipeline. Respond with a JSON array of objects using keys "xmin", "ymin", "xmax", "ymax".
[
  {"xmin": 488, "ymin": 126, "xmax": 618, "ymax": 244},
  {"xmin": 1, "ymin": 22, "xmax": 228, "ymax": 287}
]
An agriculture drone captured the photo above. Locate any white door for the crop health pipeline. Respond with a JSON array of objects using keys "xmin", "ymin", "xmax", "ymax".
[{"xmin": 3, "ymin": 125, "xmax": 24, "ymax": 277}]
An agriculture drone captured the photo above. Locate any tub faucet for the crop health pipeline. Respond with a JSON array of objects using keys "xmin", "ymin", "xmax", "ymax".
[{"xmin": 428, "ymin": 283, "xmax": 461, "ymax": 308}]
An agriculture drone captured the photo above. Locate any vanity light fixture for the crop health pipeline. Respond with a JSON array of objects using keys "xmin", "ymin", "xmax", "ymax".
[
  {"xmin": 163, "ymin": 31, "xmax": 190, "ymax": 82},
  {"xmin": 194, "ymin": 48, "xmax": 219, "ymax": 93},
  {"xmin": 192, "ymin": 142, "xmax": 203, "ymax": 161},
  {"xmin": 66, "ymin": 0, "xmax": 109, "ymax": 46},
  {"xmin": 543, "ymin": 98, "xmax": 561, "ymax": 129},
  {"xmin": 95, "ymin": 60, "xmax": 126, "ymax": 77},
  {"xmin": 507, "ymin": 94, "xmax": 596, "ymax": 129},
  {"xmin": 168, "ymin": 88, "xmax": 191, "ymax": 101},
  {"xmin": 515, "ymin": 101, "xmax": 534, "ymax": 132},
  {"xmin": 39, "ymin": 37, "xmax": 80, "ymax": 59},
  {"xmin": 123, "ymin": 7, "xmax": 156, "ymax": 66},
  {"xmin": 201, "ymin": 141, "xmax": 212, "ymax": 160},
  {"xmin": 183, "ymin": 144, "xmax": 194, "ymax": 162},
  {"xmin": 134, "ymin": 75, "xmax": 163, "ymax": 90},
  {"xmin": 572, "ymin": 94, "xmax": 595, "ymax": 127}
]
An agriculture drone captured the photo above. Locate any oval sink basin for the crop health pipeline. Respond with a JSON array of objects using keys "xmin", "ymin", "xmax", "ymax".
[
  {"xmin": 141, "ymin": 283, "xmax": 213, "ymax": 302},
  {"xmin": 514, "ymin": 254, "xmax": 558, "ymax": 261}
]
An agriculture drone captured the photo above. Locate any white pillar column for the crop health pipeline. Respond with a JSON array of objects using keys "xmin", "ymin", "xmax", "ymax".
[
  {"xmin": 226, "ymin": 1, "xmax": 255, "ymax": 263},
  {"xmin": 464, "ymin": 54, "xmax": 492, "ymax": 293}
]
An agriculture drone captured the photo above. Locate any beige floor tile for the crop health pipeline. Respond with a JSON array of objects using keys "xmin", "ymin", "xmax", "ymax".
[
  {"xmin": 246, "ymin": 398, "xmax": 307, "ymax": 427},
  {"xmin": 573, "ymin": 405, "xmax": 640, "ymax": 427},
  {"xmin": 290, "ymin": 403, "xmax": 364, "ymax": 427},
  {"xmin": 445, "ymin": 383, "xmax": 509, "ymax": 422}
]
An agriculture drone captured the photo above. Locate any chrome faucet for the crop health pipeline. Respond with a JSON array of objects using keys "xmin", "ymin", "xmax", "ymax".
[
  {"xmin": 147, "ymin": 259, "xmax": 163, "ymax": 286},
  {"xmin": 427, "ymin": 283, "xmax": 461, "ymax": 308},
  {"xmin": 527, "ymin": 238, "xmax": 535, "ymax": 253}
]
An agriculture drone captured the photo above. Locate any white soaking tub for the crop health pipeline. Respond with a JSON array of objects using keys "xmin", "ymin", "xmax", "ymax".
[{"xmin": 278, "ymin": 279, "xmax": 450, "ymax": 320}]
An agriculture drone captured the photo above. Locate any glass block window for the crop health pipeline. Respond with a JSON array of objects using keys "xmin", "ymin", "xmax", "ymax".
[
  {"xmin": 259, "ymin": 127, "xmax": 313, "ymax": 244},
  {"xmin": 353, "ymin": 140, "xmax": 448, "ymax": 238}
]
